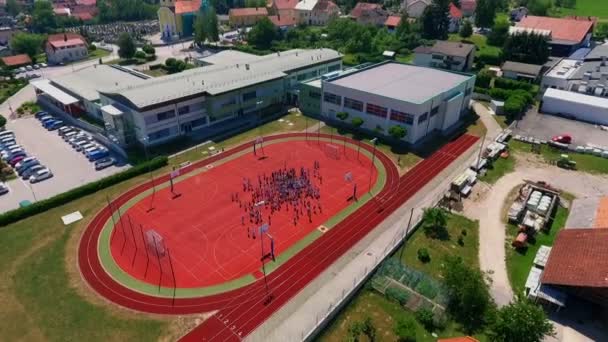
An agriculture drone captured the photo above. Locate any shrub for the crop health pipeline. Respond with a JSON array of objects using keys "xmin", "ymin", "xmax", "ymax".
[
  {"xmin": 0, "ymin": 156, "xmax": 168, "ymax": 227},
  {"xmin": 149, "ymin": 63, "xmax": 163, "ymax": 70},
  {"xmin": 134, "ymin": 50, "xmax": 146, "ymax": 59},
  {"xmin": 415, "ymin": 308, "xmax": 435, "ymax": 331},
  {"xmin": 458, "ymin": 235, "xmax": 464, "ymax": 246},
  {"xmin": 417, "ymin": 248, "xmax": 431, "ymax": 263},
  {"xmin": 476, "ymin": 53, "xmax": 502, "ymax": 66},
  {"xmin": 351, "ymin": 117, "xmax": 364, "ymax": 128},
  {"xmin": 474, "ymin": 87, "xmax": 489, "ymax": 95},
  {"xmin": 88, "ymin": 43, "xmax": 97, "ymax": 51},
  {"xmin": 475, "ymin": 70, "xmax": 493, "ymax": 89},
  {"xmin": 494, "ymin": 77, "xmax": 534, "ymax": 91},
  {"xmin": 386, "ymin": 287, "xmax": 410, "ymax": 305},
  {"xmin": 0, "ymin": 114, "xmax": 6, "ymax": 127},
  {"xmin": 394, "ymin": 317, "xmax": 417, "ymax": 342},
  {"xmin": 489, "ymin": 88, "xmax": 512, "ymax": 101},
  {"xmin": 144, "ymin": 54, "xmax": 156, "ymax": 61},
  {"xmin": 461, "ymin": 229, "xmax": 467, "ymax": 236},
  {"xmin": 142, "ymin": 44, "xmax": 156, "ymax": 55},
  {"xmin": 336, "ymin": 111, "xmax": 349, "ymax": 121}
]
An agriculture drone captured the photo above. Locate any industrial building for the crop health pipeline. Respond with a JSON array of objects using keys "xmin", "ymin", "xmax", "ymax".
[
  {"xmin": 33, "ymin": 49, "xmax": 342, "ymax": 147},
  {"xmin": 308, "ymin": 61, "xmax": 475, "ymax": 145}
]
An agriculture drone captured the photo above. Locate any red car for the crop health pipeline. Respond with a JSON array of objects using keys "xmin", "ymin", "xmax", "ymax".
[
  {"xmin": 9, "ymin": 155, "xmax": 26, "ymax": 167},
  {"xmin": 552, "ymin": 135, "xmax": 572, "ymax": 144}
]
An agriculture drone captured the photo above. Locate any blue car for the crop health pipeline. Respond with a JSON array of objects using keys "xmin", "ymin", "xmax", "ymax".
[
  {"xmin": 40, "ymin": 116, "xmax": 54, "ymax": 125},
  {"xmin": 43, "ymin": 119, "xmax": 60, "ymax": 129},
  {"xmin": 47, "ymin": 120, "xmax": 64, "ymax": 130},
  {"xmin": 87, "ymin": 150, "xmax": 109, "ymax": 161},
  {"xmin": 34, "ymin": 111, "xmax": 48, "ymax": 119}
]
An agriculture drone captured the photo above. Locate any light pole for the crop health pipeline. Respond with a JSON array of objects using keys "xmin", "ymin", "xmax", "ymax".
[
  {"xmin": 142, "ymin": 137, "xmax": 156, "ymax": 212},
  {"xmin": 28, "ymin": 182, "xmax": 37, "ymax": 202},
  {"xmin": 368, "ymin": 138, "xmax": 378, "ymax": 194}
]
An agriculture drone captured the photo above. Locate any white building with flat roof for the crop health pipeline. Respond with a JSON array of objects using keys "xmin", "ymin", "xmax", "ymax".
[{"xmin": 321, "ymin": 61, "xmax": 475, "ymax": 144}]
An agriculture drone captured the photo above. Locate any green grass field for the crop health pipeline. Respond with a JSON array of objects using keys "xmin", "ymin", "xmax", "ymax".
[
  {"xmin": 449, "ymin": 33, "xmax": 502, "ymax": 59},
  {"xmin": 510, "ymin": 140, "xmax": 608, "ymax": 174},
  {"xmin": 505, "ymin": 205, "xmax": 569, "ymax": 295},
  {"xmin": 393, "ymin": 212, "xmax": 480, "ymax": 281},
  {"xmin": 480, "ymin": 154, "xmax": 515, "ymax": 184},
  {"xmin": 550, "ymin": 0, "xmax": 608, "ymax": 19}
]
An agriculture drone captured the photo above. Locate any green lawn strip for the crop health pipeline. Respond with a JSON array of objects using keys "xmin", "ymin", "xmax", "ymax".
[
  {"xmin": 13, "ymin": 229, "xmax": 166, "ymax": 341},
  {"xmin": 393, "ymin": 213, "xmax": 480, "ymax": 281},
  {"xmin": 510, "ymin": 140, "xmax": 608, "ymax": 174},
  {"xmin": 479, "ymin": 155, "xmax": 515, "ymax": 184},
  {"xmin": 549, "ymin": 0, "xmax": 608, "ymax": 18},
  {"xmin": 506, "ymin": 206, "xmax": 569, "ymax": 295},
  {"xmin": 98, "ymin": 137, "xmax": 387, "ymax": 297}
]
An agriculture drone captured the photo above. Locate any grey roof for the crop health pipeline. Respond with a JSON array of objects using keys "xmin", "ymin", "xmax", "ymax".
[
  {"xmin": 502, "ymin": 61, "xmax": 543, "ymax": 76},
  {"xmin": 585, "ymin": 44, "xmax": 608, "ymax": 61},
  {"xmin": 328, "ymin": 62, "xmax": 472, "ymax": 104},
  {"xmin": 414, "ymin": 40, "xmax": 475, "ymax": 58},
  {"xmin": 197, "ymin": 50, "xmax": 262, "ymax": 66},
  {"xmin": 52, "ymin": 64, "xmax": 147, "ymax": 102},
  {"xmin": 103, "ymin": 48, "xmax": 342, "ymax": 109},
  {"xmin": 571, "ymin": 60, "xmax": 608, "ymax": 80}
]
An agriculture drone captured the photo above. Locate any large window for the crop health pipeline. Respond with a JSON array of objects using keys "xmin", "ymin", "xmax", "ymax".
[
  {"xmin": 148, "ymin": 127, "xmax": 172, "ymax": 141},
  {"xmin": 328, "ymin": 64, "xmax": 340, "ymax": 72},
  {"xmin": 390, "ymin": 110, "xmax": 414, "ymax": 124},
  {"xmin": 153, "ymin": 109, "xmax": 175, "ymax": 122},
  {"xmin": 366, "ymin": 103, "xmax": 387, "ymax": 118},
  {"xmin": 418, "ymin": 112, "xmax": 428, "ymax": 124},
  {"xmin": 344, "ymin": 97, "xmax": 363, "ymax": 111},
  {"xmin": 178, "ymin": 105, "xmax": 190, "ymax": 115},
  {"xmin": 430, "ymin": 106, "xmax": 439, "ymax": 117},
  {"xmin": 242, "ymin": 90, "xmax": 257, "ymax": 102},
  {"xmin": 323, "ymin": 92, "xmax": 342, "ymax": 105},
  {"xmin": 465, "ymin": 87, "xmax": 472, "ymax": 96},
  {"xmin": 309, "ymin": 90, "xmax": 321, "ymax": 99}
]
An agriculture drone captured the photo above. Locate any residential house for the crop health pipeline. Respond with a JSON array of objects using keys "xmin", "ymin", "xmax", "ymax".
[
  {"xmin": 449, "ymin": 3, "xmax": 463, "ymax": 33},
  {"xmin": 45, "ymin": 33, "xmax": 88, "ymax": 65},
  {"xmin": 349, "ymin": 2, "xmax": 387, "ymax": 27},
  {"xmin": 510, "ymin": 6, "xmax": 528, "ymax": 22},
  {"xmin": 0, "ymin": 27, "xmax": 22, "ymax": 46},
  {"xmin": 402, "ymin": 0, "xmax": 430, "ymax": 19},
  {"xmin": 460, "ymin": 0, "xmax": 476, "ymax": 17},
  {"xmin": 229, "ymin": 7, "xmax": 269, "ymax": 27},
  {"xmin": 158, "ymin": 0, "xmax": 203, "ymax": 40},
  {"xmin": 501, "ymin": 61, "xmax": 543, "ymax": 82},
  {"xmin": 270, "ymin": 0, "xmax": 298, "ymax": 22},
  {"xmin": 296, "ymin": 0, "xmax": 339, "ymax": 26},
  {"xmin": 269, "ymin": 14, "xmax": 297, "ymax": 29},
  {"xmin": 384, "ymin": 15, "xmax": 401, "ymax": 32},
  {"xmin": 516, "ymin": 15, "xmax": 594, "ymax": 56},
  {"xmin": 1, "ymin": 54, "xmax": 31, "ymax": 68},
  {"xmin": 413, "ymin": 40, "xmax": 475, "ymax": 72}
]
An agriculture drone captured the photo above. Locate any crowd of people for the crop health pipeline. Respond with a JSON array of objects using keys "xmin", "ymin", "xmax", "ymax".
[
  {"xmin": 66, "ymin": 20, "xmax": 159, "ymax": 44},
  {"xmin": 230, "ymin": 162, "xmax": 325, "ymax": 239}
]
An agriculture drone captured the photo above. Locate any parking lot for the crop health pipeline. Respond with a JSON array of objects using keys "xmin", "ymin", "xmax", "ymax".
[
  {"xmin": 513, "ymin": 109, "xmax": 608, "ymax": 148},
  {"xmin": 0, "ymin": 116, "xmax": 129, "ymax": 213}
]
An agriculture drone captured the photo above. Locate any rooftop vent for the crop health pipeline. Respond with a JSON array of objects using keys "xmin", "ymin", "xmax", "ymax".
[{"xmin": 245, "ymin": 64, "xmax": 250, "ymax": 70}]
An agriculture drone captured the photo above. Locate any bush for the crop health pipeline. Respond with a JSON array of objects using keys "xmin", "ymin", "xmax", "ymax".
[
  {"xmin": 0, "ymin": 114, "xmax": 6, "ymax": 127},
  {"xmin": 386, "ymin": 287, "xmax": 410, "ymax": 305},
  {"xmin": 461, "ymin": 229, "xmax": 467, "ymax": 236},
  {"xmin": 474, "ymin": 87, "xmax": 489, "ymax": 95},
  {"xmin": 417, "ymin": 248, "xmax": 431, "ymax": 263},
  {"xmin": 145, "ymin": 54, "xmax": 156, "ymax": 61},
  {"xmin": 134, "ymin": 50, "xmax": 146, "ymax": 59},
  {"xmin": 458, "ymin": 235, "xmax": 464, "ymax": 246},
  {"xmin": 142, "ymin": 44, "xmax": 155, "ymax": 55},
  {"xmin": 415, "ymin": 308, "xmax": 435, "ymax": 331},
  {"xmin": 394, "ymin": 317, "xmax": 417, "ymax": 342},
  {"xmin": 494, "ymin": 77, "xmax": 534, "ymax": 91},
  {"xmin": 0, "ymin": 156, "xmax": 168, "ymax": 227},
  {"xmin": 475, "ymin": 69, "xmax": 493, "ymax": 89},
  {"xmin": 88, "ymin": 43, "xmax": 97, "ymax": 51},
  {"xmin": 489, "ymin": 88, "xmax": 512, "ymax": 101},
  {"xmin": 476, "ymin": 53, "xmax": 502, "ymax": 66}
]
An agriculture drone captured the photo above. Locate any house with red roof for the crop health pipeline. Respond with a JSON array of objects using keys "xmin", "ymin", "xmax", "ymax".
[
  {"xmin": 269, "ymin": 14, "xmax": 297, "ymax": 29},
  {"xmin": 229, "ymin": 7, "xmax": 269, "ymax": 27},
  {"xmin": 448, "ymin": 2, "xmax": 463, "ymax": 33},
  {"xmin": 460, "ymin": 0, "xmax": 476, "ymax": 17},
  {"xmin": 516, "ymin": 15, "xmax": 595, "ymax": 57},
  {"xmin": 349, "ymin": 2, "xmax": 387, "ymax": 26},
  {"xmin": 45, "ymin": 33, "xmax": 88, "ymax": 65},
  {"xmin": 1, "ymin": 54, "xmax": 32, "ymax": 68},
  {"xmin": 384, "ymin": 15, "xmax": 401, "ymax": 31},
  {"xmin": 270, "ymin": 0, "xmax": 298, "ymax": 24},
  {"xmin": 295, "ymin": 0, "xmax": 339, "ymax": 26}
]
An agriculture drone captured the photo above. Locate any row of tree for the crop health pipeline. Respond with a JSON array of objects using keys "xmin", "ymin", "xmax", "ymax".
[{"xmin": 194, "ymin": 8, "xmax": 220, "ymax": 45}]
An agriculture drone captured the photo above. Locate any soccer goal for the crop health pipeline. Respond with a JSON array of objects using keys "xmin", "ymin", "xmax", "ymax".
[
  {"xmin": 145, "ymin": 229, "xmax": 166, "ymax": 257},
  {"xmin": 325, "ymin": 144, "xmax": 340, "ymax": 160}
]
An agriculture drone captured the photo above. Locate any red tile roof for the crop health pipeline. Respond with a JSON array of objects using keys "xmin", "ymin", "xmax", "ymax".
[
  {"xmin": 76, "ymin": 0, "xmax": 96, "ymax": 5},
  {"xmin": 449, "ymin": 3, "xmax": 462, "ymax": 19},
  {"xmin": 350, "ymin": 2, "xmax": 382, "ymax": 18},
  {"xmin": 175, "ymin": 0, "xmax": 201, "ymax": 14},
  {"xmin": 229, "ymin": 7, "xmax": 268, "ymax": 17},
  {"xmin": 542, "ymin": 229, "xmax": 608, "ymax": 288},
  {"xmin": 384, "ymin": 15, "xmax": 401, "ymax": 27},
  {"xmin": 517, "ymin": 15, "xmax": 594, "ymax": 44},
  {"xmin": 438, "ymin": 337, "xmax": 479, "ymax": 342},
  {"xmin": 269, "ymin": 14, "xmax": 296, "ymax": 27},
  {"xmin": 460, "ymin": 0, "xmax": 476, "ymax": 13},
  {"xmin": 273, "ymin": 0, "xmax": 298, "ymax": 10},
  {"xmin": 313, "ymin": 0, "xmax": 338, "ymax": 12},
  {"xmin": 1, "ymin": 54, "xmax": 32, "ymax": 66},
  {"xmin": 47, "ymin": 33, "xmax": 86, "ymax": 43},
  {"xmin": 73, "ymin": 12, "xmax": 94, "ymax": 21}
]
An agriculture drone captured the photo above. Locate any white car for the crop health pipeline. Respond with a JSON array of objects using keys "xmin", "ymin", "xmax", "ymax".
[
  {"xmin": 17, "ymin": 67, "xmax": 26, "ymax": 73},
  {"xmin": 25, "ymin": 65, "xmax": 33, "ymax": 71},
  {"xmin": 0, "ymin": 182, "xmax": 8, "ymax": 195},
  {"xmin": 29, "ymin": 169, "xmax": 53, "ymax": 183}
]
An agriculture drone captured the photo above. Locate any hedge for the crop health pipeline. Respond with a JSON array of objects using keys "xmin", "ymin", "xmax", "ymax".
[
  {"xmin": 494, "ymin": 77, "xmax": 534, "ymax": 91},
  {"xmin": 476, "ymin": 53, "xmax": 502, "ymax": 66},
  {"xmin": 0, "ymin": 156, "xmax": 168, "ymax": 227},
  {"xmin": 489, "ymin": 88, "xmax": 511, "ymax": 101},
  {"xmin": 474, "ymin": 87, "xmax": 489, "ymax": 95}
]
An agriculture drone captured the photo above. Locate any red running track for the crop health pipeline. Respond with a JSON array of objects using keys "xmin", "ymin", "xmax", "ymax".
[{"xmin": 77, "ymin": 133, "xmax": 478, "ymax": 341}]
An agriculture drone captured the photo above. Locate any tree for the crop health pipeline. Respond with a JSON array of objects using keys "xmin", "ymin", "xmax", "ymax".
[
  {"xmin": 117, "ymin": 33, "xmax": 136, "ymax": 59},
  {"xmin": 475, "ymin": 0, "xmax": 497, "ymax": 28},
  {"xmin": 394, "ymin": 316, "xmax": 417, "ymax": 342},
  {"xmin": 194, "ymin": 14, "xmax": 207, "ymax": 46},
  {"xmin": 351, "ymin": 117, "xmax": 364, "ymax": 129},
  {"xmin": 489, "ymin": 298, "xmax": 555, "ymax": 342},
  {"xmin": 502, "ymin": 31, "xmax": 550, "ymax": 65},
  {"xmin": 5, "ymin": 0, "xmax": 20, "ymax": 16},
  {"xmin": 336, "ymin": 111, "xmax": 349, "ymax": 121},
  {"xmin": 388, "ymin": 125, "xmax": 407, "ymax": 140},
  {"xmin": 134, "ymin": 50, "xmax": 146, "ymax": 59},
  {"xmin": 10, "ymin": 33, "xmax": 45, "ymax": 61},
  {"xmin": 443, "ymin": 257, "xmax": 494, "ymax": 333},
  {"xmin": 422, "ymin": 207, "xmax": 447, "ymax": 238},
  {"xmin": 0, "ymin": 114, "xmax": 6, "ymax": 128},
  {"xmin": 31, "ymin": 1, "xmax": 56, "ymax": 33},
  {"xmin": 247, "ymin": 17, "xmax": 277, "ymax": 50},
  {"xmin": 487, "ymin": 18, "xmax": 510, "ymax": 46},
  {"xmin": 206, "ymin": 7, "xmax": 220, "ymax": 42},
  {"xmin": 527, "ymin": 0, "xmax": 552, "ymax": 16},
  {"xmin": 421, "ymin": 0, "xmax": 450, "ymax": 39},
  {"xmin": 459, "ymin": 19, "xmax": 473, "ymax": 38}
]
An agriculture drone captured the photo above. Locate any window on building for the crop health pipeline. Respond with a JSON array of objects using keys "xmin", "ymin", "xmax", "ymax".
[
  {"xmin": 148, "ymin": 127, "xmax": 172, "ymax": 141},
  {"xmin": 430, "ymin": 106, "xmax": 439, "ymax": 117},
  {"xmin": 418, "ymin": 112, "xmax": 428, "ymax": 123},
  {"xmin": 157, "ymin": 109, "xmax": 175, "ymax": 121},
  {"xmin": 366, "ymin": 103, "xmax": 387, "ymax": 118},
  {"xmin": 390, "ymin": 110, "xmax": 414, "ymax": 124},
  {"xmin": 344, "ymin": 97, "xmax": 363, "ymax": 111},
  {"xmin": 221, "ymin": 97, "xmax": 237, "ymax": 108},
  {"xmin": 323, "ymin": 92, "xmax": 341, "ymax": 105},
  {"xmin": 178, "ymin": 105, "xmax": 190, "ymax": 115},
  {"xmin": 190, "ymin": 117, "xmax": 207, "ymax": 127},
  {"xmin": 309, "ymin": 90, "xmax": 321, "ymax": 99},
  {"xmin": 297, "ymin": 74, "xmax": 306, "ymax": 81},
  {"xmin": 431, "ymin": 54, "xmax": 444, "ymax": 60},
  {"xmin": 328, "ymin": 64, "xmax": 340, "ymax": 72},
  {"xmin": 242, "ymin": 90, "xmax": 257, "ymax": 102}
]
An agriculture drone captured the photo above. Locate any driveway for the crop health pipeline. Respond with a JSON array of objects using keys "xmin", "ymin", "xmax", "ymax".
[
  {"xmin": 0, "ymin": 117, "xmax": 128, "ymax": 213},
  {"xmin": 514, "ymin": 108, "xmax": 608, "ymax": 147}
]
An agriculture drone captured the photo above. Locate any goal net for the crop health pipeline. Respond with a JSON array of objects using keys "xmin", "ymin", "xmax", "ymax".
[
  {"xmin": 325, "ymin": 144, "xmax": 340, "ymax": 160},
  {"xmin": 145, "ymin": 229, "xmax": 166, "ymax": 257}
]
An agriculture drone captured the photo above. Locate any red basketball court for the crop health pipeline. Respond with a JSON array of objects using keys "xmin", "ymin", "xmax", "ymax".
[{"xmin": 110, "ymin": 140, "xmax": 378, "ymax": 288}]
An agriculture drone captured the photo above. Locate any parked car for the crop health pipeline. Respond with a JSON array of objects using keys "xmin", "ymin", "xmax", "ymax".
[
  {"xmin": 25, "ymin": 65, "xmax": 33, "ymax": 71},
  {"xmin": 39, "ymin": 116, "xmax": 54, "ymax": 124},
  {"xmin": 80, "ymin": 143, "xmax": 97, "ymax": 153},
  {"xmin": 94, "ymin": 157, "xmax": 115, "ymax": 170},
  {"xmin": 17, "ymin": 67, "xmax": 26, "ymax": 73},
  {"xmin": 27, "ymin": 73, "xmax": 41, "ymax": 79},
  {"xmin": 30, "ymin": 169, "xmax": 53, "ymax": 183},
  {"xmin": 58, "ymin": 126, "xmax": 76, "ymax": 136},
  {"xmin": 2, "ymin": 147, "xmax": 23, "ymax": 160},
  {"xmin": 0, "ymin": 182, "xmax": 8, "ymax": 195},
  {"xmin": 34, "ymin": 111, "xmax": 49, "ymax": 119},
  {"xmin": 87, "ymin": 149, "xmax": 109, "ymax": 161},
  {"xmin": 47, "ymin": 120, "xmax": 64, "ymax": 130},
  {"xmin": 15, "ymin": 157, "xmax": 37, "ymax": 171},
  {"xmin": 69, "ymin": 136, "xmax": 92, "ymax": 147},
  {"xmin": 43, "ymin": 119, "xmax": 61, "ymax": 129},
  {"xmin": 0, "ymin": 130, "xmax": 14, "ymax": 139},
  {"xmin": 33, "ymin": 64, "xmax": 40, "ymax": 70},
  {"xmin": 17, "ymin": 160, "xmax": 40, "ymax": 175},
  {"xmin": 0, "ymin": 138, "xmax": 16, "ymax": 147},
  {"xmin": 552, "ymin": 135, "xmax": 572, "ymax": 144},
  {"xmin": 22, "ymin": 164, "xmax": 44, "ymax": 179},
  {"xmin": 9, "ymin": 154, "xmax": 26, "ymax": 166},
  {"xmin": 40, "ymin": 63, "xmax": 47, "ymax": 68}
]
